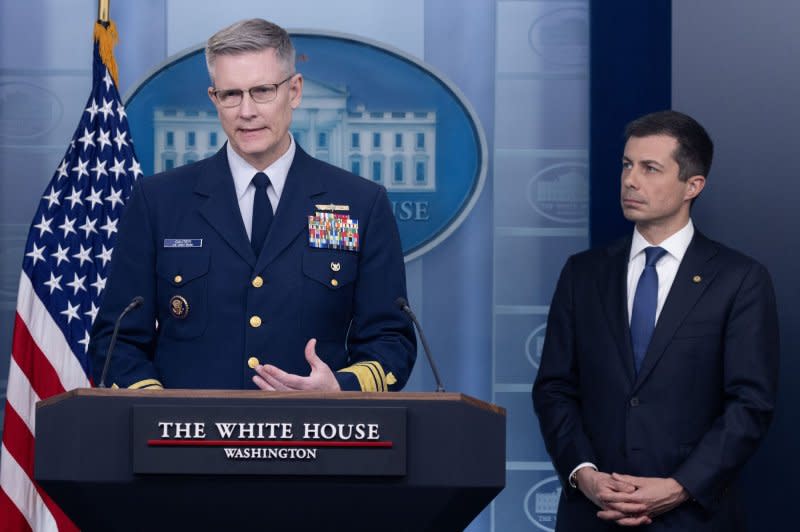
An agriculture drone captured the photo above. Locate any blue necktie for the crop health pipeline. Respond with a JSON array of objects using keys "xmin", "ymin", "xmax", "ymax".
[
  {"xmin": 630, "ymin": 246, "xmax": 667, "ymax": 374},
  {"xmin": 251, "ymin": 172, "xmax": 273, "ymax": 256}
]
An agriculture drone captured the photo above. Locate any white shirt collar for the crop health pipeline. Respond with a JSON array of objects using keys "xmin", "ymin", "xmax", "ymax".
[
  {"xmin": 227, "ymin": 133, "xmax": 296, "ymax": 201},
  {"xmin": 629, "ymin": 219, "xmax": 695, "ymax": 264}
]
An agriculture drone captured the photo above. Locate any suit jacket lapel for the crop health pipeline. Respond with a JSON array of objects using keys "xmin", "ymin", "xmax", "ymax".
[
  {"xmin": 633, "ymin": 231, "xmax": 719, "ymax": 390},
  {"xmin": 195, "ymin": 147, "xmax": 256, "ymax": 267},
  {"xmin": 597, "ymin": 237, "xmax": 637, "ymax": 384},
  {"xmin": 256, "ymin": 147, "xmax": 326, "ymax": 271}
]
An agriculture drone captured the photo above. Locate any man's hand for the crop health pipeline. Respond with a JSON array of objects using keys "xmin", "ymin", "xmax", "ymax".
[
  {"xmin": 596, "ymin": 474, "xmax": 688, "ymax": 526},
  {"xmin": 575, "ymin": 468, "xmax": 639, "ymax": 510},
  {"xmin": 252, "ymin": 339, "xmax": 341, "ymax": 391}
]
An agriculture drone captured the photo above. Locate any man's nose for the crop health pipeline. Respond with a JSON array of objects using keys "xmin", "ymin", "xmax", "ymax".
[
  {"xmin": 238, "ymin": 91, "xmax": 258, "ymax": 117},
  {"xmin": 622, "ymin": 169, "xmax": 638, "ymax": 188}
]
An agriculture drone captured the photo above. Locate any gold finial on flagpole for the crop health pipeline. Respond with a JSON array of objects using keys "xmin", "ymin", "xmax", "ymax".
[{"xmin": 98, "ymin": 0, "xmax": 110, "ymax": 23}]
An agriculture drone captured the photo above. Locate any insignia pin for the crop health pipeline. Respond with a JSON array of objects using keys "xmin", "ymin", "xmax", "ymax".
[
  {"xmin": 330, "ymin": 261, "xmax": 341, "ymax": 272},
  {"xmin": 169, "ymin": 295, "xmax": 189, "ymax": 319},
  {"xmin": 315, "ymin": 203, "xmax": 350, "ymax": 212}
]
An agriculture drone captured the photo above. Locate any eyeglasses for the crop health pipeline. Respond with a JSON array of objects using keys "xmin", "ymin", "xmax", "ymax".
[{"xmin": 211, "ymin": 74, "xmax": 295, "ymax": 108}]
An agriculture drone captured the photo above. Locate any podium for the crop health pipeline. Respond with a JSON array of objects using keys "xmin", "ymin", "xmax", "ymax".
[{"xmin": 35, "ymin": 389, "xmax": 506, "ymax": 531}]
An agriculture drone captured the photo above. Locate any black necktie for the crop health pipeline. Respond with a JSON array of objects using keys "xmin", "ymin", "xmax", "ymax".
[
  {"xmin": 630, "ymin": 246, "xmax": 667, "ymax": 374},
  {"xmin": 251, "ymin": 172, "xmax": 273, "ymax": 256}
]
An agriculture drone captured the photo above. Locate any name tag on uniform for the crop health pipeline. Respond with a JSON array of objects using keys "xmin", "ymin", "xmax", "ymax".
[
  {"xmin": 164, "ymin": 238, "xmax": 203, "ymax": 248},
  {"xmin": 308, "ymin": 212, "xmax": 359, "ymax": 251}
]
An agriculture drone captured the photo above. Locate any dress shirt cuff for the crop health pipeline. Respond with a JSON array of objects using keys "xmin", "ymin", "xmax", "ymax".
[{"xmin": 568, "ymin": 462, "xmax": 598, "ymax": 488}]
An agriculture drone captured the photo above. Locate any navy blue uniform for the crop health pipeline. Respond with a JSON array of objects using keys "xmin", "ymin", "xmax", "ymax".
[{"xmin": 90, "ymin": 146, "xmax": 416, "ymax": 391}]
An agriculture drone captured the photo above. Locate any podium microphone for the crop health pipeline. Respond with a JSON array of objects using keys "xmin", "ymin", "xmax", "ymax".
[
  {"xmin": 395, "ymin": 297, "xmax": 445, "ymax": 392},
  {"xmin": 98, "ymin": 296, "xmax": 144, "ymax": 388}
]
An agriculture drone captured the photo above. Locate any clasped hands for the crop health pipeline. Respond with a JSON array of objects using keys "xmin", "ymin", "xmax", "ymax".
[
  {"xmin": 575, "ymin": 468, "xmax": 689, "ymax": 527},
  {"xmin": 252, "ymin": 338, "xmax": 341, "ymax": 392}
]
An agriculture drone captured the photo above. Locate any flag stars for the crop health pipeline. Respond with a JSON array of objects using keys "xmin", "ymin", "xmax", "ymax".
[
  {"xmin": 96, "ymin": 244, "xmax": 113, "ymax": 267},
  {"xmin": 85, "ymin": 99, "xmax": 99, "ymax": 121},
  {"xmin": 42, "ymin": 187, "xmax": 61, "ymax": 209},
  {"xmin": 129, "ymin": 158, "xmax": 143, "ymax": 179},
  {"xmin": 110, "ymin": 158, "xmax": 126, "ymax": 180},
  {"xmin": 106, "ymin": 187, "xmax": 124, "ymax": 209},
  {"xmin": 86, "ymin": 187, "xmax": 104, "ymax": 209},
  {"xmin": 113, "ymin": 129, "xmax": 128, "ymax": 151},
  {"xmin": 99, "ymin": 98, "xmax": 114, "ymax": 121},
  {"xmin": 73, "ymin": 244, "xmax": 93, "ymax": 266},
  {"xmin": 56, "ymin": 160, "xmax": 69, "ymax": 180},
  {"xmin": 96, "ymin": 128, "xmax": 112, "ymax": 151},
  {"xmin": 72, "ymin": 157, "xmax": 89, "ymax": 180},
  {"xmin": 91, "ymin": 158, "xmax": 108, "ymax": 178},
  {"xmin": 78, "ymin": 330, "xmax": 92, "ymax": 352},
  {"xmin": 77, "ymin": 128, "xmax": 95, "ymax": 151},
  {"xmin": 100, "ymin": 217, "xmax": 118, "ymax": 238},
  {"xmin": 65, "ymin": 187, "xmax": 84, "ymax": 209},
  {"xmin": 79, "ymin": 216, "xmax": 98, "ymax": 238},
  {"xmin": 117, "ymin": 102, "xmax": 127, "ymax": 121},
  {"xmin": 58, "ymin": 215, "xmax": 77, "ymax": 238},
  {"xmin": 91, "ymin": 273, "xmax": 106, "ymax": 294},
  {"xmin": 34, "ymin": 215, "xmax": 54, "ymax": 237},
  {"xmin": 85, "ymin": 303, "xmax": 99, "ymax": 323},
  {"xmin": 51, "ymin": 244, "xmax": 71, "ymax": 266},
  {"xmin": 66, "ymin": 272, "xmax": 87, "ymax": 295},
  {"xmin": 103, "ymin": 69, "xmax": 114, "ymax": 91},
  {"xmin": 44, "ymin": 272, "xmax": 63, "ymax": 294},
  {"xmin": 61, "ymin": 301, "xmax": 81, "ymax": 324},
  {"xmin": 26, "ymin": 243, "xmax": 46, "ymax": 266}
]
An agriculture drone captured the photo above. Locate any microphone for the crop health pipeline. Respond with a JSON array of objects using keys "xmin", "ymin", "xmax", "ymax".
[
  {"xmin": 395, "ymin": 297, "xmax": 445, "ymax": 392},
  {"xmin": 98, "ymin": 296, "xmax": 144, "ymax": 388}
]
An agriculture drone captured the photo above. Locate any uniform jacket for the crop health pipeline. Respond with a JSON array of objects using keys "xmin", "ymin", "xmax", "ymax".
[
  {"xmin": 532, "ymin": 231, "xmax": 779, "ymax": 531},
  {"xmin": 90, "ymin": 145, "xmax": 416, "ymax": 391}
]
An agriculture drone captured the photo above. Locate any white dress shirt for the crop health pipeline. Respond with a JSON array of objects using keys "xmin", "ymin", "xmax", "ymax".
[
  {"xmin": 626, "ymin": 219, "xmax": 695, "ymax": 324},
  {"xmin": 227, "ymin": 134, "xmax": 296, "ymax": 240}
]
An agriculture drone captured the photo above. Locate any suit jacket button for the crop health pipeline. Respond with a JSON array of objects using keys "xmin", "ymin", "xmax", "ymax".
[
  {"xmin": 249, "ymin": 315, "xmax": 262, "ymax": 328},
  {"xmin": 252, "ymin": 276, "xmax": 264, "ymax": 288},
  {"xmin": 629, "ymin": 397, "xmax": 640, "ymax": 407}
]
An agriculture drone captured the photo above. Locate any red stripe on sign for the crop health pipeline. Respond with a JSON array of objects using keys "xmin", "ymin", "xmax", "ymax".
[{"xmin": 148, "ymin": 440, "xmax": 393, "ymax": 448}]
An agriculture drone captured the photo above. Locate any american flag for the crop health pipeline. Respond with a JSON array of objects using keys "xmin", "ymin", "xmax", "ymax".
[{"xmin": 0, "ymin": 21, "xmax": 139, "ymax": 531}]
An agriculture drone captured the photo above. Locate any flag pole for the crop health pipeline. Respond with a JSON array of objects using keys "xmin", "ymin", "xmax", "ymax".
[{"xmin": 98, "ymin": 0, "xmax": 110, "ymax": 23}]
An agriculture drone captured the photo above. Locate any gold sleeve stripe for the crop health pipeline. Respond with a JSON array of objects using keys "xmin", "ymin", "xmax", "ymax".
[
  {"xmin": 338, "ymin": 365, "xmax": 377, "ymax": 391},
  {"xmin": 338, "ymin": 360, "xmax": 388, "ymax": 392},
  {"xmin": 128, "ymin": 378, "xmax": 164, "ymax": 390},
  {"xmin": 360, "ymin": 362, "xmax": 387, "ymax": 392},
  {"xmin": 356, "ymin": 362, "xmax": 383, "ymax": 392}
]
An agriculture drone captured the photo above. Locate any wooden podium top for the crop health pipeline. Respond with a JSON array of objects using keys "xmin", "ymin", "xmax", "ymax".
[{"xmin": 39, "ymin": 388, "xmax": 506, "ymax": 416}]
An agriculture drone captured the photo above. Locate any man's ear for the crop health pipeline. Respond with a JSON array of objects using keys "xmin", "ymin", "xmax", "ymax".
[
  {"xmin": 685, "ymin": 175, "xmax": 706, "ymax": 200},
  {"xmin": 290, "ymin": 74, "xmax": 304, "ymax": 109}
]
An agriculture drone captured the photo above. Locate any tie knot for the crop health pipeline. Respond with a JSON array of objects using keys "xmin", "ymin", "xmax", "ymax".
[
  {"xmin": 644, "ymin": 246, "xmax": 667, "ymax": 267},
  {"xmin": 252, "ymin": 172, "xmax": 270, "ymax": 190}
]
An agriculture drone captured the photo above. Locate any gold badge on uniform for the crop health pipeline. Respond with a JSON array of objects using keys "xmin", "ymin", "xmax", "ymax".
[{"xmin": 169, "ymin": 295, "xmax": 189, "ymax": 319}]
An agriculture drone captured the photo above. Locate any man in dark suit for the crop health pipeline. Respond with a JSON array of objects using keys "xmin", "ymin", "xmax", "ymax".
[
  {"xmin": 533, "ymin": 110, "xmax": 779, "ymax": 530},
  {"xmin": 89, "ymin": 19, "xmax": 415, "ymax": 392}
]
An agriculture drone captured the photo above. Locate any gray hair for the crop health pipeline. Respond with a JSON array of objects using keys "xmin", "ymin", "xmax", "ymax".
[{"xmin": 205, "ymin": 19, "xmax": 295, "ymax": 82}]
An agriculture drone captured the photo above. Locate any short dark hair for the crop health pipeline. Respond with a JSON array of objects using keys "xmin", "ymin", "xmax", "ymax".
[{"xmin": 624, "ymin": 110, "xmax": 714, "ymax": 181}]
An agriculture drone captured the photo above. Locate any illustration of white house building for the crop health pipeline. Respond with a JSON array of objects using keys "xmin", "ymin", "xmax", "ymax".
[{"xmin": 153, "ymin": 79, "xmax": 436, "ymax": 192}]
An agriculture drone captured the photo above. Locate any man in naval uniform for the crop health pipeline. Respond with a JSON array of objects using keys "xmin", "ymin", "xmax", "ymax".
[{"xmin": 90, "ymin": 18, "xmax": 416, "ymax": 392}]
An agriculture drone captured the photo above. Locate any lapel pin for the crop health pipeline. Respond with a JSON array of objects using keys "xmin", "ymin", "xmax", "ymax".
[
  {"xmin": 692, "ymin": 275, "xmax": 702, "ymax": 283},
  {"xmin": 330, "ymin": 261, "xmax": 341, "ymax": 272}
]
